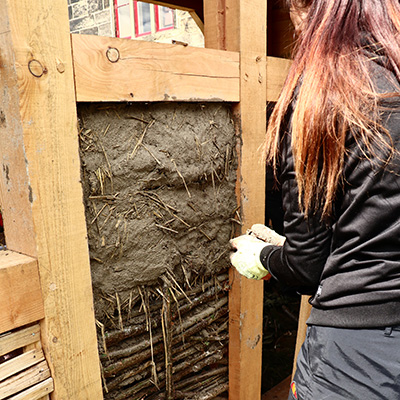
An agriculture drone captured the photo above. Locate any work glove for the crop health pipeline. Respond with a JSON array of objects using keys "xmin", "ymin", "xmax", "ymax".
[
  {"xmin": 229, "ymin": 224, "xmax": 285, "ymax": 280},
  {"xmin": 229, "ymin": 234, "xmax": 271, "ymax": 280}
]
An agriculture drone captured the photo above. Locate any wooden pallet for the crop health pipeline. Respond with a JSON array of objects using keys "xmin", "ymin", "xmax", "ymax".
[{"xmin": 0, "ymin": 324, "xmax": 53, "ymax": 400}]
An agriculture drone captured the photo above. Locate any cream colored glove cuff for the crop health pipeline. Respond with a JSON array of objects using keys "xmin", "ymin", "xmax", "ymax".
[{"xmin": 229, "ymin": 234, "xmax": 270, "ymax": 280}]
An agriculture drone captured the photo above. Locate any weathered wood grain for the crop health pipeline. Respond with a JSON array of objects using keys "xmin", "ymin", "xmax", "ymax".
[
  {"xmin": 0, "ymin": 252, "xmax": 44, "ymax": 334},
  {"xmin": 72, "ymin": 34, "xmax": 239, "ymax": 102}
]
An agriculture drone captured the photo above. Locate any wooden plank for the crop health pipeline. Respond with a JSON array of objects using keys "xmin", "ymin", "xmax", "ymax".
[
  {"xmin": 0, "ymin": 360, "xmax": 50, "ymax": 399},
  {"xmin": 0, "ymin": 17, "xmax": 37, "ymax": 258},
  {"xmin": 266, "ymin": 57, "xmax": 292, "ymax": 102},
  {"xmin": 262, "ymin": 376, "xmax": 291, "ymax": 400},
  {"xmin": 9, "ymin": 378, "xmax": 53, "ymax": 400},
  {"xmin": 0, "ymin": 348, "xmax": 44, "ymax": 381},
  {"xmin": 0, "ymin": 324, "xmax": 40, "ymax": 358},
  {"xmin": 72, "ymin": 34, "xmax": 239, "ymax": 102},
  {"xmin": 0, "ymin": 251, "xmax": 44, "ymax": 334},
  {"xmin": 204, "ymin": 0, "xmax": 226, "ymax": 50},
  {"xmin": 292, "ymin": 296, "xmax": 312, "ymax": 377},
  {"xmin": 204, "ymin": 0, "xmax": 267, "ymax": 399},
  {"xmin": 0, "ymin": 0, "xmax": 103, "ymax": 398},
  {"xmin": 230, "ymin": 0, "xmax": 267, "ymax": 396}
]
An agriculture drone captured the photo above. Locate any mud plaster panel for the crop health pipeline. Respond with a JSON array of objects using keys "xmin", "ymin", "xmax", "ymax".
[{"xmin": 78, "ymin": 103, "xmax": 238, "ymax": 318}]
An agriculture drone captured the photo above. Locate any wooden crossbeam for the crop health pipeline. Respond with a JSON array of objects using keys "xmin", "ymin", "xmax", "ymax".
[
  {"xmin": 72, "ymin": 34, "xmax": 290, "ymax": 104},
  {"xmin": 0, "ymin": 252, "xmax": 44, "ymax": 335},
  {"xmin": 72, "ymin": 34, "xmax": 240, "ymax": 102}
]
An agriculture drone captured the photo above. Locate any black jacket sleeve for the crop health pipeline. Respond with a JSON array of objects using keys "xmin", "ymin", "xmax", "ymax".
[{"xmin": 260, "ymin": 130, "xmax": 333, "ymax": 295}]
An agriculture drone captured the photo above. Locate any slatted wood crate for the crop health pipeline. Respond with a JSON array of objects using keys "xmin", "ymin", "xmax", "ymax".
[{"xmin": 0, "ymin": 251, "xmax": 53, "ymax": 399}]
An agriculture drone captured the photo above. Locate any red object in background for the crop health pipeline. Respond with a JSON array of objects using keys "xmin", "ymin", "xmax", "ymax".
[{"xmin": 0, "ymin": 212, "xmax": 3, "ymax": 228}]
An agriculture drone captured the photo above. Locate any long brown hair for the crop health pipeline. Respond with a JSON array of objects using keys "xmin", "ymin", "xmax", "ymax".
[{"xmin": 266, "ymin": 0, "xmax": 400, "ymax": 217}]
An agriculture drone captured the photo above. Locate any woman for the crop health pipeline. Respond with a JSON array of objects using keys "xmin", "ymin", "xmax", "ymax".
[{"xmin": 230, "ymin": 1, "xmax": 400, "ymax": 399}]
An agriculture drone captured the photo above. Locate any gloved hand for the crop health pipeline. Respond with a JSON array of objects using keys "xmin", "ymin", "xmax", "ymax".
[{"xmin": 229, "ymin": 234, "xmax": 270, "ymax": 280}]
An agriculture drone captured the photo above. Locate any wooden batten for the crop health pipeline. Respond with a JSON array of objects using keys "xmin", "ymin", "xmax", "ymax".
[
  {"xmin": 0, "ymin": 251, "xmax": 44, "ymax": 335},
  {"xmin": 0, "ymin": 360, "xmax": 50, "ymax": 399},
  {"xmin": 0, "ymin": 349, "xmax": 45, "ymax": 381},
  {"xmin": 72, "ymin": 34, "xmax": 239, "ymax": 102},
  {"xmin": 7, "ymin": 378, "xmax": 53, "ymax": 400},
  {"xmin": 0, "ymin": 324, "xmax": 41, "ymax": 357}
]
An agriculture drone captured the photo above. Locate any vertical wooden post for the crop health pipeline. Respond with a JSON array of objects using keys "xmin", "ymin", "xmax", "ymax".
[
  {"xmin": 205, "ymin": 1, "xmax": 267, "ymax": 398},
  {"xmin": 0, "ymin": 0, "xmax": 103, "ymax": 398},
  {"xmin": 292, "ymin": 297, "xmax": 312, "ymax": 377}
]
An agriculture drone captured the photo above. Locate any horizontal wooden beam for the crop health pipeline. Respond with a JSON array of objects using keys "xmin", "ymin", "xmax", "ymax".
[
  {"xmin": 266, "ymin": 56, "xmax": 292, "ymax": 102},
  {"xmin": 72, "ymin": 34, "xmax": 239, "ymax": 102},
  {"xmin": 72, "ymin": 35, "xmax": 291, "ymax": 104},
  {"xmin": 0, "ymin": 252, "xmax": 44, "ymax": 335}
]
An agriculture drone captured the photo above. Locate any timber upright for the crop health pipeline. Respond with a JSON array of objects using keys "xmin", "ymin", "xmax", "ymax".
[{"xmin": 0, "ymin": 0, "xmax": 103, "ymax": 398}]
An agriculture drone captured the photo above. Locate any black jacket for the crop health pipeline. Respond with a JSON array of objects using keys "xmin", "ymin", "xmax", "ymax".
[{"xmin": 261, "ymin": 55, "xmax": 400, "ymax": 328}]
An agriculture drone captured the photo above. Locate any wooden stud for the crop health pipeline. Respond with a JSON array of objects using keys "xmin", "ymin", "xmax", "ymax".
[
  {"xmin": 0, "ymin": 251, "xmax": 44, "ymax": 335},
  {"xmin": 204, "ymin": 0, "xmax": 227, "ymax": 51},
  {"xmin": 72, "ymin": 34, "xmax": 239, "ymax": 103},
  {"xmin": 292, "ymin": 296, "xmax": 312, "ymax": 377},
  {"xmin": 0, "ymin": 0, "xmax": 103, "ymax": 398},
  {"xmin": 205, "ymin": 0, "xmax": 267, "ymax": 399}
]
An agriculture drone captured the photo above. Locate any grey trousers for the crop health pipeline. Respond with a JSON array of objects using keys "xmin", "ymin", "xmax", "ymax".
[{"xmin": 289, "ymin": 325, "xmax": 400, "ymax": 400}]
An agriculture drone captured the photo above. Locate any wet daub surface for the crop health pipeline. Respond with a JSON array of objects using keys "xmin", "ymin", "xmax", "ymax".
[
  {"xmin": 78, "ymin": 102, "xmax": 238, "ymax": 320},
  {"xmin": 78, "ymin": 102, "xmax": 237, "ymax": 398}
]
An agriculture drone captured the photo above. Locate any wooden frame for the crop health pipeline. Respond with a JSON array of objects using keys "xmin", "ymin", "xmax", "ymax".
[{"xmin": 0, "ymin": 0, "xmax": 297, "ymax": 399}]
